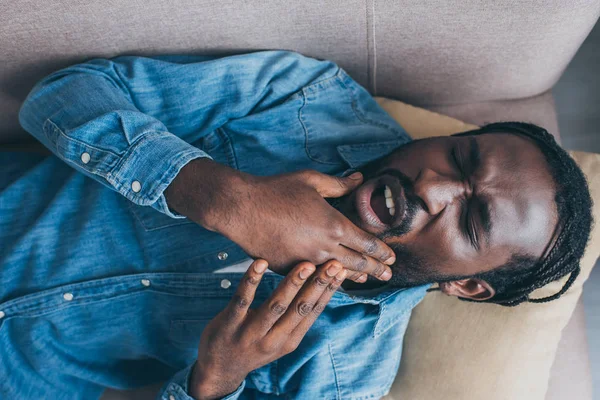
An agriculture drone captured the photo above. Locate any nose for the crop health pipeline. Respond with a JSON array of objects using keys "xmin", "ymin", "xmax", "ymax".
[{"xmin": 414, "ymin": 168, "xmax": 468, "ymax": 215}]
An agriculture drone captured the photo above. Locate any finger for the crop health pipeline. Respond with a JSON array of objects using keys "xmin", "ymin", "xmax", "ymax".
[
  {"xmin": 251, "ymin": 261, "xmax": 316, "ymax": 334},
  {"xmin": 298, "ymin": 170, "xmax": 363, "ymax": 198},
  {"xmin": 342, "ymin": 224, "xmax": 396, "ymax": 265},
  {"xmin": 346, "ymin": 272, "xmax": 368, "ymax": 283},
  {"xmin": 269, "ymin": 260, "xmax": 342, "ymax": 334},
  {"xmin": 291, "ymin": 267, "xmax": 347, "ymax": 339},
  {"xmin": 225, "ymin": 259, "xmax": 269, "ymax": 322},
  {"xmin": 334, "ymin": 246, "xmax": 392, "ymax": 281}
]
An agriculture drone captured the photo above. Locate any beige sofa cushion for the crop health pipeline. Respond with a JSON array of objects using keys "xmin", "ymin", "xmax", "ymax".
[{"xmin": 377, "ymin": 98, "xmax": 600, "ymax": 400}]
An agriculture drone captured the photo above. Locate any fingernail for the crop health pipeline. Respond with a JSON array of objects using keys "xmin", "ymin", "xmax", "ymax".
[
  {"xmin": 336, "ymin": 269, "xmax": 348, "ymax": 280},
  {"xmin": 327, "ymin": 262, "xmax": 342, "ymax": 276},
  {"xmin": 381, "ymin": 269, "xmax": 392, "ymax": 281},
  {"xmin": 299, "ymin": 267, "xmax": 315, "ymax": 279},
  {"xmin": 254, "ymin": 260, "xmax": 268, "ymax": 273},
  {"xmin": 348, "ymin": 172, "xmax": 362, "ymax": 180},
  {"xmin": 384, "ymin": 256, "xmax": 396, "ymax": 265},
  {"xmin": 358, "ymin": 275, "xmax": 367, "ymax": 283}
]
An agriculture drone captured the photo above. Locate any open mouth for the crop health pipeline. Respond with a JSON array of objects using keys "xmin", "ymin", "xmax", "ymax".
[
  {"xmin": 370, "ymin": 185, "xmax": 396, "ymax": 224},
  {"xmin": 354, "ymin": 174, "xmax": 407, "ymax": 231}
]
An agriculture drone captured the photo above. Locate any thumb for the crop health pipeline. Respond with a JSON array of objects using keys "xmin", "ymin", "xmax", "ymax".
[{"xmin": 303, "ymin": 170, "xmax": 363, "ymax": 198}]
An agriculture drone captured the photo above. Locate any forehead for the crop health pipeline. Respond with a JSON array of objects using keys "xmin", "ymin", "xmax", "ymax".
[{"xmin": 475, "ymin": 133, "xmax": 557, "ymax": 258}]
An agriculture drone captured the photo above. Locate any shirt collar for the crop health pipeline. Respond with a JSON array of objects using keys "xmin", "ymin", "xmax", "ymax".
[
  {"xmin": 331, "ymin": 285, "xmax": 429, "ymax": 338},
  {"xmin": 336, "ymin": 138, "xmax": 410, "ymax": 170}
]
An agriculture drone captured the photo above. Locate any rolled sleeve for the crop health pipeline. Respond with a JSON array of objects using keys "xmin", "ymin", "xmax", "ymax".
[{"xmin": 159, "ymin": 364, "xmax": 246, "ymax": 400}]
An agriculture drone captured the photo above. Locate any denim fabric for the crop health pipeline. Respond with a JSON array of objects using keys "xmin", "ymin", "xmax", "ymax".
[{"xmin": 3, "ymin": 51, "xmax": 427, "ymax": 399}]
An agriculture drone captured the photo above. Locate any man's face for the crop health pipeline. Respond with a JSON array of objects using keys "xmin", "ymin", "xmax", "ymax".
[{"xmin": 336, "ymin": 133, "xmax": 558, "ymax": 298}]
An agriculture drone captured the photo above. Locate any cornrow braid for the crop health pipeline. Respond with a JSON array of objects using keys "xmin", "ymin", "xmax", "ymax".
[{"xmin": 452, "ymin": 122, "xmax": 593, "ymax": 307}]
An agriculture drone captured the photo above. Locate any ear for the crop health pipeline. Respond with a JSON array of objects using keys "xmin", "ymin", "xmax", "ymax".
[{"xmin": 439, "ymin": 278, "xmax": 495, "ymax": 301}]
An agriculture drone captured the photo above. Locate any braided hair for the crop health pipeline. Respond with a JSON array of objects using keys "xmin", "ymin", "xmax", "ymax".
[{"xmin": 443, "ymin": 122, "xmax": 593, "ymax": 307}]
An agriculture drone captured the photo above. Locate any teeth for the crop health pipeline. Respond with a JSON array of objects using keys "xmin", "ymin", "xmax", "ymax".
[
  {"xmin": 384, "ymin": 185, "xmax": 392, "ymax": 199},
  {"xmin": 384, "ymin": 185, "xmax": 395, "ymax": 217}
]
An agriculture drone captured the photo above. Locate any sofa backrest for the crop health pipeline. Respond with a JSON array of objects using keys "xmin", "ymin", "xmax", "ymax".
[{"xmin": 1, "ymin": 0, "xmax": 599, "ymax": 144}]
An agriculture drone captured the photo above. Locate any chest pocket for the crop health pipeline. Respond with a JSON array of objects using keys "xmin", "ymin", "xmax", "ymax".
[
  {"xmin": 128, "ymin": 129, "xmax": 237, "ymax": 231},
  {"xmin": 299, "ymin": 70, "xmax": 409, "ymax": 166}
]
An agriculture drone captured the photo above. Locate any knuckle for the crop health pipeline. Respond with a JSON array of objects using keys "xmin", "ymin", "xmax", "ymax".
[
  {"xmin": 231, "ymin": 294, "xmax": 250, "ymax": 309},
  {"xmin": 313, "ymin": 250, "xmax": 330, "ymax": 265},
  {"xmin": 348, "ymin": 272, "xmax": 362, "ymax": 281},
  {"xmin": 314, "ymin": 276, "xmax": 329, "ymax": 287},
  {"xmin": 354, "ymin": 255, "xmax": 368, "ymax": 272},
  {"xmin": 237, "ymin": 334, "xmax": 253, "ymax": 350},
  {"xmin": 298, "ymin": 169, "xmax": 316, "ymax": 183},
  {"xmin": 296, "ymin": 301, "xmax": 314, "ymax": 317},
  {"xmin": 269, "ymin": 301, "xmax": 288, "ymax": 316},
  {"xmin": 283, "ymin": 341, "xmax": 299, "ymax": 354},
  {"xmin": 287, "ymin": 277, "xmax": 304, "ymax": 289},
  {"xmin": 245, "ymin": 275, "xmax": 260, "ymax": 286},
  {"xmin": 258, "ymin": 340, "xmax": 276, "ymax": 354},
  {"xmin": 373, "ymin": 263, "xmax": 385, "ymax": 278},
  {"xmin": 330, "ymin": 221, "xmax": 345, "ymax": 240},
  {"xmin": 327, "ymin": 281, "xmax": 339, "ymax": 292},
  {"xmin": 313, "ymin": 302, "xmax": 326, "ymax": 314},
  {"xmin": 364, "ymin": 237, "xmax": 378, "ymax": 255}
]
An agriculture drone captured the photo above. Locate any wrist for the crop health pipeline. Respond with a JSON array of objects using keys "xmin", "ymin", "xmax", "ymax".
[
  {"xmin": 165, "ymin": 158, "xmax": 243, "ymax": 231},
  {"xmin": 189, "ymin": 361, "xmax": 243, "ymax": 400}
]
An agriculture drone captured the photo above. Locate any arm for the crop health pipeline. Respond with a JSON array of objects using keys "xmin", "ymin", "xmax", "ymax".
[
  {"xmin": 20, "ymin": 51, "xmax": 396, "ymax": 280},
  {"xmin": 18, "ymin": 52, "xmax": 339, "ymax": 217}
]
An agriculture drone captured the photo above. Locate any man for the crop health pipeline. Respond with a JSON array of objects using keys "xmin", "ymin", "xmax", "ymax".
[{"xmin": 2, "ymin": 51, "xmax": 591, "ymax": 399}]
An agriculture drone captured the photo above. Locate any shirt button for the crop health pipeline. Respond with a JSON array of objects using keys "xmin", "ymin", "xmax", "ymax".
[
  {"xmin": 220, "ymin": 279, "xmax": 231, "ymax": 289},
  {"xmin": 131, "ymin": 181, "xmax": 142, "ymax": 193},
  {"xmin": 63, "ymin": 293, "xmax": 74, "ymax": 301},
  {"xmin": 217, "ymin": 251, "xmax": 228, "ymax": 261},
  {"xmin": 141, "ymin": 279, "xmax": 151, "ymax": 287},
  {"xmin": 169, "ymin": 395, "xmax": 175, "ymax": 400},
  {"xmin": 81, "ymin": 152, "xmax": 91, "ymax": 164},
  {"xmin": 0, "ymin": 311, "xmax": 5, "ymax": 319}
]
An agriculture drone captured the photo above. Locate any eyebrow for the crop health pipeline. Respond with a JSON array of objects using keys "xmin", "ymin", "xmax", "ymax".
[
  {"xmin": 468, "ymin": 136, "xmax": 482, "ymax": 171},
  {"xmin": 468, "ymin": 137, "xmax": 493, "ymax": 243}
]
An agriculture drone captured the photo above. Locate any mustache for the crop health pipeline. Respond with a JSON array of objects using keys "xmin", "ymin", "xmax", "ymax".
[{"xmin": 327, "ymin": 168, "xmax": 423, "ymax": 239}]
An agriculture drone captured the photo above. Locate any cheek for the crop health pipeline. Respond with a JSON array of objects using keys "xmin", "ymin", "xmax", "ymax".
[
  {"xmin": 394, "ymin": 220, "xmax": 477, "ymax": 276},
  {"xmin": 382, "ymin": 139, "xmax": 451, "ymax": 178}
]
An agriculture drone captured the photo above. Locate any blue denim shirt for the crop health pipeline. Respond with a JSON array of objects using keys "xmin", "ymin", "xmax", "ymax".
[{"xmin": 4, "ymin": 51, "xmax": 427, "ymax": 399}]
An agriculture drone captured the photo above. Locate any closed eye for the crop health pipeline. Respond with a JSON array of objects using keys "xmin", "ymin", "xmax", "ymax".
[
  {"xmin": 467, "ymin": 207, "xmax": 480, "ymax": 250},
  {"xmin": 461, "ymin": 201, "xmax": 480, "ymax": 250}
]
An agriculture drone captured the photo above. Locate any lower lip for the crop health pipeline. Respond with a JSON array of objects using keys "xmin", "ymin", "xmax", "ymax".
[{"xmin": 355, "ymin": 181, "xmax": 388, "ymax": 229}]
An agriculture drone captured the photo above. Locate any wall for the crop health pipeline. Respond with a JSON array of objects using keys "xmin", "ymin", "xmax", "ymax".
[{"xmin": 553, "ymin": 21, "xmax": 600, "ymax": 399}]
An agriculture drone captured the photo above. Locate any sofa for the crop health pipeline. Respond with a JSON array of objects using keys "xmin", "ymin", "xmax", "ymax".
[{"xmin": 1, "ymin": 1, "xmax": 598, "ymax": 399}]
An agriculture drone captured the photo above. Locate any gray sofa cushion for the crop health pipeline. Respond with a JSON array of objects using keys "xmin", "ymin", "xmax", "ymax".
[{"xmin": 1, "ymin": 0, "xmax": 599, "ymax": 143}]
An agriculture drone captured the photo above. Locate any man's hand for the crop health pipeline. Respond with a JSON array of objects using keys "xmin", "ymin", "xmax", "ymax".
[
  {"xmin": 189, "ymin": 259, "xmax": 346, "ymax": 400},
  {"xmin": 165, "ymin": 158, "xmax": 394, "ymax": 282}
]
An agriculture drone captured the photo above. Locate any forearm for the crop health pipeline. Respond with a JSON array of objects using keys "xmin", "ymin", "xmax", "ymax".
[{"xmin": 164, "ymin": 157, "xmax": 248, "ymax": 231}]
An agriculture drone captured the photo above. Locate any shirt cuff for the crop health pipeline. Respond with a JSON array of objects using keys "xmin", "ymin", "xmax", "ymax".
[
  {"xmin": 106, "ymin": 131, "xmax": 210, "ymax": 218},
  {"xmin": 158, "ymin": 364, "xmax": 246, "ymax": 400}
]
